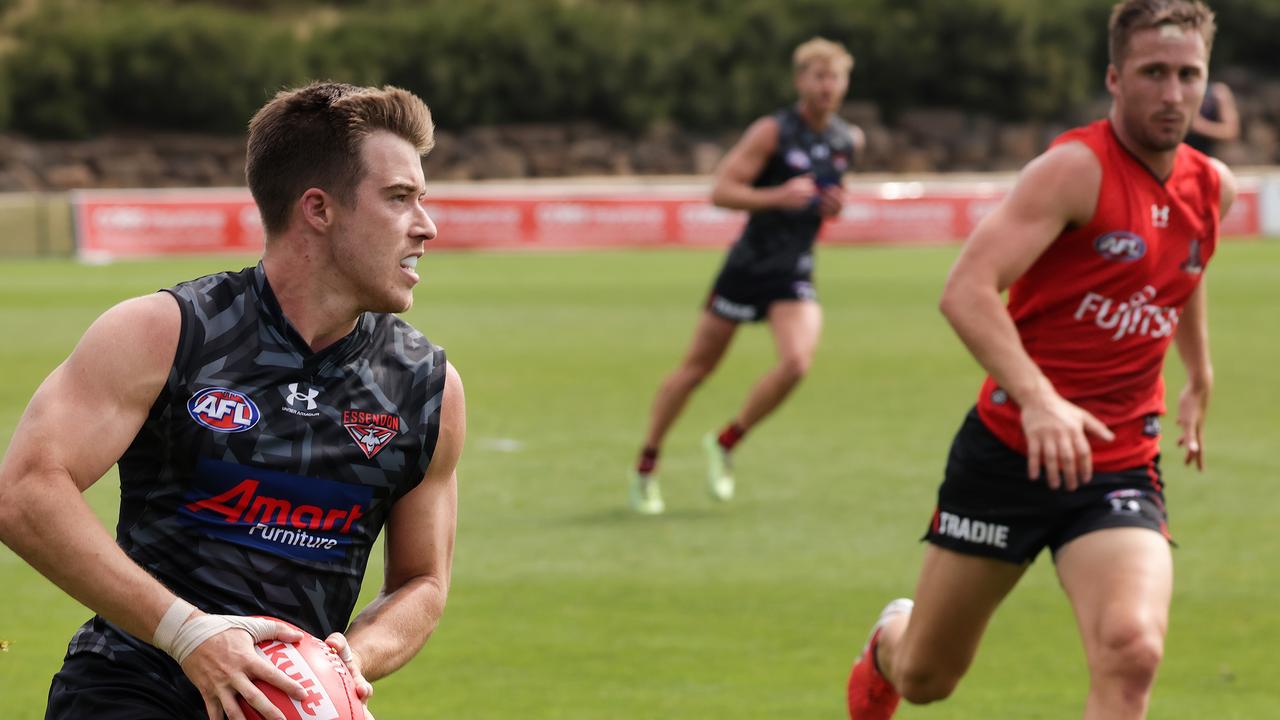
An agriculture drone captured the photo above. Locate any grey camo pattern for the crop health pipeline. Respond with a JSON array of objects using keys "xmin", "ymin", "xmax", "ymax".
[{"xmin": 67, "ymin": 263, "xmax": 446, "ymax": 658}]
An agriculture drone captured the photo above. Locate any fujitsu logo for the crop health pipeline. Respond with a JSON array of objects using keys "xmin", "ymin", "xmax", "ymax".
[{"xmin": 1074, "ymin": 285, "xmax": 1179, "ymax": 341}]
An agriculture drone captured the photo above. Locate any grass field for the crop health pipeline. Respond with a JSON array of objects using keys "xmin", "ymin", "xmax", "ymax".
[{"xmin": 1, "ymin": 241, "xmax": 1277, "ymax": 718}]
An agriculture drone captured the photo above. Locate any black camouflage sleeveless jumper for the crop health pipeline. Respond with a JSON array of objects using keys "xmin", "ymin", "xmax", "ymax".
[{"xmin": 68, "ymin": 262, "xmax": 446, "ymax": 658}]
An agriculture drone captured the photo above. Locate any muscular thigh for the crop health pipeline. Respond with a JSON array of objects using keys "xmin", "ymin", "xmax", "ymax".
[
  {"xmin": 767, "ymin": 299, "xmax": 822, "ymax": 361},
  {"xmin": 680, "ymin": 310, "xmax": 738, "ymax": 370},
  {"xmin": 1055, "ymin": 527, "xmax": 1173, "ymax": 660},
  {"xmin": 896, "ymin": 545, "xmax": 1026, "ymax": 679}
]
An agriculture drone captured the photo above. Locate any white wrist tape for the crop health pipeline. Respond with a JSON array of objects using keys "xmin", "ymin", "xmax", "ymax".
[{"xmin": 152, "ymin": 597, "xmax": 282, "ymax": 665}]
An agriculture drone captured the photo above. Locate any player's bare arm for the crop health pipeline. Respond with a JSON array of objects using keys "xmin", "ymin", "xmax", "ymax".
[
  {"xmin": 0, "ymin": 294, "xmax": 180, "ymax": 636},
  {"xmin": 1173, "ymin": 281, "xmax": 1211, "ymax": 470},
  {"xmin": 1189, "ymin": 82, "xmax": 1240, "ymax": 141},
  {"xmin": 340, "ymin": 362, "xmax": 464, "ymax": 686},
  {"xmin": 850, "ymin": 124, "xmax": 867, "ymax": 157},
  {"xmin": 0, "ymin": 293, "xmax": 308, "ymax": 720},
  {"xmin": 1211, "ymin": 158, "xmax": 1239, "ymax": 218},
  {"xmin": 711, "ymin": 117, "xmax": 816, "ymax": 212},
  {"xmin": 1172, "ymin": 159, "xmax": 1236, "ymax": 470},
  {"xmin": 939, "ymin": 141, "xmax": 1116, "ymax": 490}
]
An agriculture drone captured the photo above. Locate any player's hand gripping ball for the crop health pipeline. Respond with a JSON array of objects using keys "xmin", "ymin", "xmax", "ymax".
[{"xmin": 238, "ymin": 622, "xmax": 366, "ymax": 720}]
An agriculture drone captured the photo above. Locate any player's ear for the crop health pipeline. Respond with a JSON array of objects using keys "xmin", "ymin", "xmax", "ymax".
[
  {"xmin": 1105, "ymin": 63, "xmax": 1120, "ymax": 95},
  {"xmin": 300, "ymin": 188, "xmax": 333, "ymax": 232}
]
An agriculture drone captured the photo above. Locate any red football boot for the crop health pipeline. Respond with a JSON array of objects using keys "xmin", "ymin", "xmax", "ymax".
[{"xmin": 846, "ymin": 598, "xmax": 913, "ymax": 720}]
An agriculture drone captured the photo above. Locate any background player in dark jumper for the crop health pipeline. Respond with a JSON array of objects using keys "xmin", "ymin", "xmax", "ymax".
[
  {"xmin": 629, "ymin": 37, "xmax": 864, "ymax": 514},
  {"xmin": 1185, "ymin": 77, "xmax": 1240, "ymax": 156},
  {"xmin": 845, "ymin": 2, "xmax": 1235, "ymax": 719},
  {"xmin": 0, "ymin": 82, "xmax": 464, "ymax": 720}
]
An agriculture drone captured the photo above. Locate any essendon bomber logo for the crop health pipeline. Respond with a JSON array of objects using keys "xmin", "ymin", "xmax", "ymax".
[
  {"xmin": 343, "ymin": 410, "xmax": 401, "ymax": 459},
  {"xmin": 187, "ymin": 387, "xmax": 260, "ymax": 433}
]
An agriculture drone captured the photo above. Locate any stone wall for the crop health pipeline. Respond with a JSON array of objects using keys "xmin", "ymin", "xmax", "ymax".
[{"xmin": 3, "ymin": 79, "xmax": 1278, "ymax": 192}]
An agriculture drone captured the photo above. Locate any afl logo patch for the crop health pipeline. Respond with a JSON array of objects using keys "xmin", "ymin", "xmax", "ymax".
[
  {"xmin": 1093, "ymin": 231, "xmax": 1147, "ymax": 262},
  {"xmin": 187, "ymin": 387, "xmax": 260, "ymax": 433}
]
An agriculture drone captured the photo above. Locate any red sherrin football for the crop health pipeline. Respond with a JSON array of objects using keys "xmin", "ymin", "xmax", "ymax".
[{"xmin": 237, "ymin": 624, "xmax": 365, "ymax": 720}]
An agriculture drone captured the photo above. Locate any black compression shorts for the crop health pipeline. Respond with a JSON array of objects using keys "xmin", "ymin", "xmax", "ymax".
[
  {"xmin": 46, "ymin": 618, "xmax": 203, "ymax": 720},
  {"xmin": 706, "ymin": 267, "xmax": 816, "ymax": 323},
  {"xmin": 922, "ymin": 408, "xmax": 1171, "ymax": 564}
]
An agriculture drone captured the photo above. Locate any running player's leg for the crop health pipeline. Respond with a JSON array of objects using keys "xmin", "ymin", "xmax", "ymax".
[
  {"xmin": 731, "ymin": 299, "xmax": 821, "ymax": 433},
  {"xmin": 875, "ymin": 546, "xmax": 1026, "ymax": 704},
  {"xmin": 701, "ymin": 299, "xmax": 818, "ymax": 500},
  {"xmin": 632, "ymin": 306, "xmax": 737, "ymax": 512},
  {"xmin": 1056, "ymin": 527, "xmax": 1172, "ymax": 720},
  {"xmin": 642, "ymin": 310, "xmax": 739, "ymax": 451}
]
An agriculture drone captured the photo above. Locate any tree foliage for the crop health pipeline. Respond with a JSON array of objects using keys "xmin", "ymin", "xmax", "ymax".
[{"xmin": 0, "ymin": 0, "xmax": 1272, "ymax": 138}]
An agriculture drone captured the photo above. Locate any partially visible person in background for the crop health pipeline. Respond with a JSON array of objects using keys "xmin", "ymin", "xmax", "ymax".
[
  {"xmin": 1185, "ymin": 79, "xmax": 1239, "ymax": 155},
  {"xmin": 627, "ymin": 37, "xmax": 863, "ymax": 515}
]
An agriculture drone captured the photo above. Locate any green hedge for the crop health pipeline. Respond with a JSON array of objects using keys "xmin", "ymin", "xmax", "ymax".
[
  {"xmin": 0, "ymin": 0, "xmax": 1271, "ymax": 138},
  {"xmin": 6, "ymin": 3, "xmax": 305, "ymax": 137}
]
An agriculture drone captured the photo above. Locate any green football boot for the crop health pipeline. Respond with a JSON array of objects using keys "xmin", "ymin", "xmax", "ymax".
[
  {"xmin": 702, "ymin": 432, "xmax": 735, "ymax": 501},
  {"xmin": 629, "ymin": 472, "xmax": 665, "ymax": 515}
]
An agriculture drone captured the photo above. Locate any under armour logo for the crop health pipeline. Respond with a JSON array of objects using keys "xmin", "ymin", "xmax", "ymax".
[
  {"xmin": 286, "ymin": 383, "xmax": 319, "ymax": 410},
  {"xmin": 1151, "ymin": 204, "xmax": 1170, "ymax": 228}
]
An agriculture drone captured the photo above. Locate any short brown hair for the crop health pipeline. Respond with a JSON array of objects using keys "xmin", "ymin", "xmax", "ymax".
[
  {"xmin": 1108, "ymin": 0, "xmax": 1216, "ymax": 68},
  {"xmin": 246, "ymin": 82, "xmax": 435, "ymax": 236},
  {"xmin": 793, "ymin": 37, "xmax": 854, "ymax": 75}
]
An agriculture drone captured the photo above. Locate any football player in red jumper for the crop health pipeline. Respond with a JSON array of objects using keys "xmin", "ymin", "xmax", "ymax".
[{"xmin": 847, "ymin": 2, "xmax": 1235, "ymax": 719}]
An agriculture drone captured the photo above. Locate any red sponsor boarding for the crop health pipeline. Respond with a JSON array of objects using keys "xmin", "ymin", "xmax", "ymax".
[
  {"xmin": 73, "ymin": 190, "xmax": 266, "ymax": 261},
  {"xmin": 72, "ymin": 180, "xmax": 1265, "ymax": 260}
]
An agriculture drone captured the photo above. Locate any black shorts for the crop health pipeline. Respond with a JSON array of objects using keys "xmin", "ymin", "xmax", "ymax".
[
  {"xmin": 46, "ymin": 617, "xmax": 204, "ymax": 720},
  {"xmin": 706, "ymin": 266, "xmax": 816, "ymax": 323},
  {"xmin": 923, "ymin": 408, "xmax": 1171, "ymax": 564}
]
